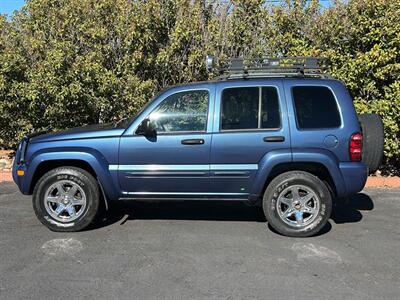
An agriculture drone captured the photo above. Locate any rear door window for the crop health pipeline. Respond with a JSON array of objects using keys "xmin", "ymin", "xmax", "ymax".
[
  {"xmin": 221, "ymin": 87, "xmax": 280, "ymax": 130},
  {"xmin": 292, "ymin": 86, "xmax": 341, "ymax": 129}
]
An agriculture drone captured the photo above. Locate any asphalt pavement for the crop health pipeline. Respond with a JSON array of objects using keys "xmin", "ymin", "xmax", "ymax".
[{"xmin": 0, "ymin": 182, "xmax": 399, "ymax": 299}]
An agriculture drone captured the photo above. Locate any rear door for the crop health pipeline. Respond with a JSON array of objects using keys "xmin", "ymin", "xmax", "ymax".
[{"xmin": 209, "ymin": 80, "xmax": 290, "ymax": 197}]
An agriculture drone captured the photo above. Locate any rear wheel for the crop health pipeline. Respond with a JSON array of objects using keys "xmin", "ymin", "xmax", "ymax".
[
  {"xmin": 33, "ymin": 167, "xmax": 100, "ymax": 232},
  {"xmin": 263, "ymin": 171, "xmax": 332, "ymax": 237}
]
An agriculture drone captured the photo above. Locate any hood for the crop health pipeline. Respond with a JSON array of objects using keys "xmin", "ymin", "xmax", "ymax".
[{"xmin": 29, "ymin": 123, "xmax": 125, "ymax": 143}]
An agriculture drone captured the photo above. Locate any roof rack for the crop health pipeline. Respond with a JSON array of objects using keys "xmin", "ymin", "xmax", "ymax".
[{"xmin": 206, "ymin": 56, "xmax": 331, "ymax": 79}]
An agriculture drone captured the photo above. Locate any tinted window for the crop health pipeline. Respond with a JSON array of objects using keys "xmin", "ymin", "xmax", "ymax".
[
  {"xmin": 261, "ymin": 87, "xmax": 281, "ymax": 129},
  {"xmin": 221, "ymin": 87, "xmax": 280, "ymax": 130},
  {"xmin": 221, "ymin": 87, "xmax": 259, "ymax": 130},
  {"xmin": 149, "ymin": 90, "xmax": 209, "ymax": 133},
  {"xmin": 292, "ymin": 86, "xmax": 341, "ymax": 129}
]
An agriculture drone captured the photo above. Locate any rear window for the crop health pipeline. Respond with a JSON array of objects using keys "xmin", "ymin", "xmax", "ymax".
[
  {"xmin": 292, "ymin": 86, "xmax": 341, "ymax": 129},
  {"xmin": 221, "ymin": 87, "xmax": 280, "ymax": 130}
]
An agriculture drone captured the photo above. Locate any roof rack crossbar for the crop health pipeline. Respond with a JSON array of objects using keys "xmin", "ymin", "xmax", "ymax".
[
  {"xmin": 219, "ymin": 72, "xmax": 332, "ymax": 80},
  {"xmin": 206, "ymin": 56, "xmax": 330, "ymax": 79}
]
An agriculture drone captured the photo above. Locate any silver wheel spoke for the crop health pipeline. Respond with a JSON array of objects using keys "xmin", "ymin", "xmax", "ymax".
[
  {"xmin": 295, "ymin": 211, "xmax": 303, "ymax": 224},
  {"xmin": 303, "ymin": 205, "xmax": 318, "ymax": 215},
  {"xmin": 291, "ymin": 187, "xmax": 300, "ymax": 201},
  {"xmin": 72, "ymin": 198, "xmax": 85, "ymax": 206},
  {"xmin": 68, "ymin": 185, "xmax": 78, "ymax": 198},
  {"xmin": 279, "ymin": 196, "xmax": 292, "ymax": 206},
  {"xmin": 65, "ymin": 205, "xmax": 76, "ymax": 217},
  {"xmin": 283, "ymin": 207, "xmax": 295, "ymax": 218},
  {"xmin": 46, "ymin": 195, "xmax": 62, "ymax": 204},
  {"xmin": 56, "ymin": 183, "xmax": 66, "ymax": 195},
  {"xmin": 300, "ymin": 193, "xmax": 314, "ymax": 205},
  {"xmin": 55, "ymin": 204, "xmax": 65, "ymax": 215}
]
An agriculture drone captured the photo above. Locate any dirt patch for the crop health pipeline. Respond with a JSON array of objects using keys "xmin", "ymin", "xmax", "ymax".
[
  {"xmin": 0, "ymin": 150, "xmax": 14, "ymax": 171},
  {"xmin": 364, "ymin": 176, "xmax": 400, "ymax": 188},
  {"xmin": 0, "ymin": 150, "xmax": 13, "ymax": 157},
  {"xmin": 0, "ymin": 172, "xmax": 13, "ymax": 182}
]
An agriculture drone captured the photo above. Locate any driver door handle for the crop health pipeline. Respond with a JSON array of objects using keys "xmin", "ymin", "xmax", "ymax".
[
  {"xmin": 263, "ymin": 136, "xmax": 285, "ymax": 142},
  {"xmin": 181, "ymin": 139, "xmax": 205, "ymax": 145}
]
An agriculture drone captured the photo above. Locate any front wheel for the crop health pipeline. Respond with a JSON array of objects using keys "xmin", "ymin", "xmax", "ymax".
[
  {"xmin": 33, "ymin": 167, "xmax": 100, "ymax": 232},
  {"xmin": 263, "ymin": 171, "xmax": 332, "ymax": 237}
]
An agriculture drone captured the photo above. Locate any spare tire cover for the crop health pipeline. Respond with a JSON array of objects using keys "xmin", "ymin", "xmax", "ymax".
[{"xmin": 358, "ymin": 113, "xmax": 384, "ymax": 174}]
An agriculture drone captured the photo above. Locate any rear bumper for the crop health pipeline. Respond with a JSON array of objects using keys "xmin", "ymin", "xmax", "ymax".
[{"xmin": 339, "ymin": 162, "xmax": 368, "ymax": 195}]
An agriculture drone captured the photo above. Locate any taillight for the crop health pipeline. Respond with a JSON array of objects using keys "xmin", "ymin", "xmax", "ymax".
[{"xmin": 349, "ymin": 132, "xmax": 362, "ymax": 161}]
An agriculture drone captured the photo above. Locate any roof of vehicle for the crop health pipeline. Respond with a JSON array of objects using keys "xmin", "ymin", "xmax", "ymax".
[{"xmin": 165, "ymin": 76, "xmax": 341, "ymax": 90}]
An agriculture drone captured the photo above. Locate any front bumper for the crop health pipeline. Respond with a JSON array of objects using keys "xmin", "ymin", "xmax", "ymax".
[
  {"xmin": 12, "ymin": 136, "xmax": 33, "ymax": 194},
  {"xmin": 12, "ymin": 161, "xmax": 30, "ymax": 194}
]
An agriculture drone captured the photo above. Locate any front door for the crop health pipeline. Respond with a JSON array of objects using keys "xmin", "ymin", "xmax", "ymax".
[
  {"xmin": 210, "ymin": 80, "xmax": 290, "ymax": 197},
  {"xmin": 118, "ymin": 87, "xmax": 213, "ymax": 197}
]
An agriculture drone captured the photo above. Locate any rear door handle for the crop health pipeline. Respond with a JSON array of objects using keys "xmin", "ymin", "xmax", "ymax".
[
  {"xmin": 181, "ymin": 139, "xmax": 205, "ymax": 145},
  {"xmin": 263, "ymin": 136, "xmax": 285, "ymax": 142}
]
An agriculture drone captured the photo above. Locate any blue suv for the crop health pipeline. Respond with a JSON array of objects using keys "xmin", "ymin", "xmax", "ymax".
[{"xmin": 12, "ymin": 57, "xmax": 383, "ymax": 237}]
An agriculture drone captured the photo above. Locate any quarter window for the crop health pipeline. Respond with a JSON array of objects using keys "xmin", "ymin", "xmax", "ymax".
[
  {"xmin": 292, "ymin": 86, "xmax": 341, "ymax": 129},
  {"xmin": 149, "ymin": 90, "xmax": 209, "ymax": 133},
  {"xmin": 221, "ymin": 87, "xmax": 280, "ymax": 130}
]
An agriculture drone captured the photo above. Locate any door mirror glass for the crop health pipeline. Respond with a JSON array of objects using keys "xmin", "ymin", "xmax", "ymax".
[{"xmin": 136, "ymin": 118, "xmax": 156, "ymax": 136}]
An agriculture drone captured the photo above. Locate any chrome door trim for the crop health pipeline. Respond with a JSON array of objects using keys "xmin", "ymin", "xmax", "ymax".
[{"xmin": 109, "ymin": 164, "xmax": 258, "ymax": 171}]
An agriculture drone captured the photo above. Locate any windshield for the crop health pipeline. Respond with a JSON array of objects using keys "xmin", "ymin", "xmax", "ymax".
[
  {"xmin": 114, "ymin": 115, "xmax": 136, "ymax": 128},
  {"xmin": 114, "ymin": 89, "xmax": 168, "ymax": 129}
]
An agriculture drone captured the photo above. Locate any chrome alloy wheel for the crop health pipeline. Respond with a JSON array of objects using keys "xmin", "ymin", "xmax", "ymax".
[
  {"xmin": 276, "ymin": 184, "xmax": 320, "ymax": 227},
  {"xmin": 44, "ymin": 180, "xmax": 87, "ymax": 222}
]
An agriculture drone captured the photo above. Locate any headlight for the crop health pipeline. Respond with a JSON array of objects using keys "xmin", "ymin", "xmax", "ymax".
[{"xmin": 17, "ymin": 137, "xmax": 28, "ymax": 164}]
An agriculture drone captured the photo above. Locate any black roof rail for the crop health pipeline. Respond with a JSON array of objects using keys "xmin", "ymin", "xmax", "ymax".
[{"xmin": 206, "ymin": 56, "xmax": 331, "ymax": 79}]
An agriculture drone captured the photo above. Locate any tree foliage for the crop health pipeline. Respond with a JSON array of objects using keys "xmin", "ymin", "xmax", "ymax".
[{"xmin": 0, "ymin": 0, "xmax": 399, "ymax": 168}]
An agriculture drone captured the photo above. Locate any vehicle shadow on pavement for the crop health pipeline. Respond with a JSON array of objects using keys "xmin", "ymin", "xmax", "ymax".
[
  {"xmin": 91, "ymin": 192, "xmax": 374, "ymax": 233},
  {"xmin": 331, "ymin": 192, "xmax": 374, "ymax": 224},
  {"xmin": 90, "ymin": 200, "xmax": 267, "ymax": 230}
]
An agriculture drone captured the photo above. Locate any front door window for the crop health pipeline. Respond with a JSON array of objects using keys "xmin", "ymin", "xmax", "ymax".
[{"xmin": 149, "ymin": 90, "xmax": 209, "ymax": 133}]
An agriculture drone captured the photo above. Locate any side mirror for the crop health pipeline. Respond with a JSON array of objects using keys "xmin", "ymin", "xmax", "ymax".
[{"xmin": 136, "ymin": 118, "xmax": 156, "ymax": 137}]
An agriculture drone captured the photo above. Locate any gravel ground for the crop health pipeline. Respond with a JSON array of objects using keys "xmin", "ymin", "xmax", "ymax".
[{"xmin": 0, "ymin": 182, "xmax": 399, "ymax": 299}]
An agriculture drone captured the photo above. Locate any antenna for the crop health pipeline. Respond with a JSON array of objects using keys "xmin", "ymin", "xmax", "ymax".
[{"xmin": 206, "ymin": 55, "xmax": 214, "ymax": 72}]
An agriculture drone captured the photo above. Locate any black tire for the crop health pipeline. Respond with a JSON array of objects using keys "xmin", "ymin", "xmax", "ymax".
[
  {"xmin": 33, "ymin": 167, "xmax": 100, "ymax": 232},
  {"xmin": 358, "ymin": 113, "xmax": 384, "ymax": 174},
  {"xmin": 263, "ymin": 171, "xmax": 332, "ymax": 237}
]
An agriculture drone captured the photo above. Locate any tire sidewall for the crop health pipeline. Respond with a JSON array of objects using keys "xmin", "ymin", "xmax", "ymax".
[
  {"xmin": 33, "ymin": 168, "xmax": 99, "ymax": 231},
  {"xmin": 358, "ymin": 113, "xmax": 384, "ymax": 174},
  {"xmin": 264, "ymin": 172, "xmax": 332, "ymax": 237}
]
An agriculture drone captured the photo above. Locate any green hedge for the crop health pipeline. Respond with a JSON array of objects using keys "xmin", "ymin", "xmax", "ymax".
[{"xmin": 0, "ymin": 0, "xmax": 399, "ymax": 169}]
